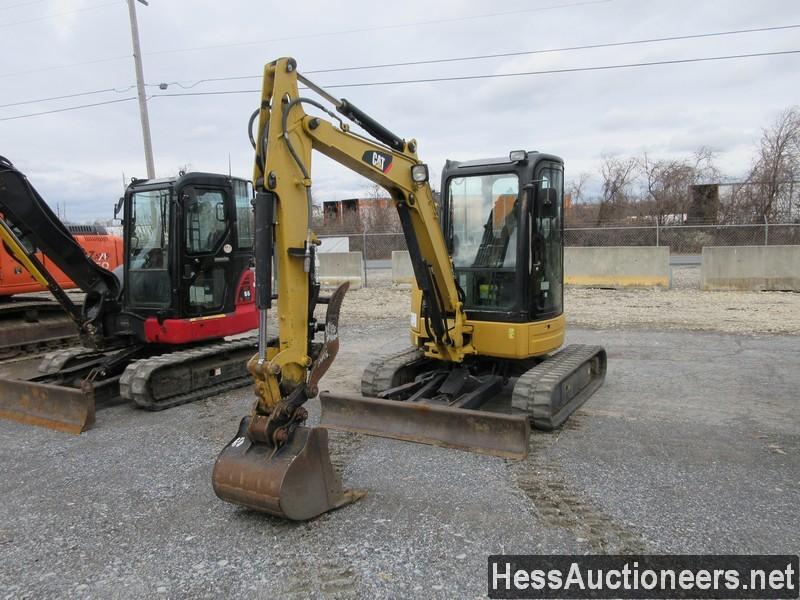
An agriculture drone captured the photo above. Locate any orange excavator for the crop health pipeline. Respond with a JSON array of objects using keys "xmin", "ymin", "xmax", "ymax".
[{"xmin": 0, "ymin": 223, "xmax": 123, "ymax": 359}]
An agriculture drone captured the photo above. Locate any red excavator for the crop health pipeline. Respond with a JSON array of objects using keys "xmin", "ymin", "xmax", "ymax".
[{"xmin": 0, "ymin": 157, "xmax": 259, "ymax": 432}]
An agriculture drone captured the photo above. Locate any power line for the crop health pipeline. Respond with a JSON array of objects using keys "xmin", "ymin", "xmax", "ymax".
[
  {"xmin": 0, "ymin": 86, "xmax": 135, "ymax": 109},
  {"xmin": 0, "ymin": 0, "xmax": 121, "ymax": 28},
  {"xmin": 148, "ymin": 49, "xmax": 800, "ymax": 96},
  {"xmin": 0, "ymin": 0, "xmax": 47, "ymax": 11},
  {"xmin": 2, "ymin": 48, "xmax": 798, "ymax": 122},
  {"xmin": 0, "ymin": 97, "xmax": 136, "ymax": 122},
  {"xmin": 316, "ymin": 49, "xmax": 800, "ymax": 89},
  {"xmin": 305, "ymin": 23, "xmax": 800, "ymax": 75},
  {"xmin": 160, "ymin": 23, "xmax": 800, "ymax": 90},
  {"xmin": 0, "ymin": 0, "xmax": 612, "ymax": 77},
  {"xmin": 0, "ymin": 54, "xmax": 130, "ymax": 80}
]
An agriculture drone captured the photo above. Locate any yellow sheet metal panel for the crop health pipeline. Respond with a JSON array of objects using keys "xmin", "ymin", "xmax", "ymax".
[
  {"xmin": 527, "ymin": 313, "xmax": 565, "ymax": 356},
  {"xmin": 468, "ymin": 313, "xmax": 564, "ymax": 359}
]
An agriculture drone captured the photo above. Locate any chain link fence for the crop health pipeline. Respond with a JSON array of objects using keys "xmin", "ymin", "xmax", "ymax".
[
  {"xmin": 321, "ymin": 223, "xmax": 800, "ymax": 262},
  {"xmin": 565, "ymin": 222, "xmax": 800, "ymax": 253}
]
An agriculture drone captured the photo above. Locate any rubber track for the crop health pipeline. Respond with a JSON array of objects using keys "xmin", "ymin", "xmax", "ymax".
[
  {"xmin": 0, "ymin": 298, "xmax": 81, "ymax": 359},
  {"xmin": 360, "ymin": 346, "xmax": 423, "ymax": 396},
  {"xmin": 512, "ymin": 344, "xmax": 606, "ymax": 430},
  {"xmin": 38, "ymin": 346, "xmax": 99, "ymax": 375},
  {"xmin": 0, "ymin": 334, "xmax": 78, "ymax": 363},
  {"xmin": 119, "ymin": 335, "xmax": 258, "ymax": 410}
]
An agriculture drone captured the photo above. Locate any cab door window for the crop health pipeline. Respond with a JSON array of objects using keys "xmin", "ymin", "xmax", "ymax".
[
  {"xmin": 531, "ymin": 165, "xmax": 563, "ymax": 317},
  {"xmin": 449, "ymin": 173, "xmax": 520, "ymax": 311},
  {"xmin": 233, "ymin": 179, "xmax": 254, "ymax": 249},
  {"xmin": 185, "ymin": 188, "xmax": 227, "ymax": 254},
  {"xmin": 128, "ymin": 189, "xmax": 171, "ymax": 308},
  {"xmin": 183, "ymin": 187, "xmax": 228, "ymax": 311}
]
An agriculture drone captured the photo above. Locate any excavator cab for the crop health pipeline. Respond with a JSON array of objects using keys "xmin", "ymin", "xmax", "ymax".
[
  {"xmin": 122, "ymin": 173, "xmax": 255, "ymax": 331},
  {"xmin": 442, "ymin": 152, "xmax": 565, "ymax": 326}
]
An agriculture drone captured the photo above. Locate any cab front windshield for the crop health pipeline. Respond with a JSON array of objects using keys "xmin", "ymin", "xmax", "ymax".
[
  {"xmin": 449, "ymin": 173, "xmax": 520, "ymax": 310},
  {"xmin": 128, "ymin": 188, "xmax": 171, "ymax": 308}
]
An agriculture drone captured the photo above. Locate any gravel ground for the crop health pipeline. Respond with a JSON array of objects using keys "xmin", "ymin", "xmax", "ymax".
[
  {"xmin": 0, "ymin": 273, "xmax": 798, "ymax": 599},
  {"xmin": 346, "ymin": 267, "xmax": 800, "ymax": 334}
]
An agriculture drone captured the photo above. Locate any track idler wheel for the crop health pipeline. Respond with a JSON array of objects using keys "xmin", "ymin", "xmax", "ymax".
[{"xmin": 212, "ymin": 416, "xmax": 365, "ymax": 520}]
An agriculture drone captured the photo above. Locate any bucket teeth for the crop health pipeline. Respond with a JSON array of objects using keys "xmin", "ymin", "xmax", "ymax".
[{"xmin": 212, "ymin": 418, "xmax": 365, "ymax": 521}]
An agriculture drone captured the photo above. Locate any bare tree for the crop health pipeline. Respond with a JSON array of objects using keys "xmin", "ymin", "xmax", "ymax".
[
  {"xmin": 636, "ymin": 147, "xmax": 720, "ymax": 224},
  {"xmin": 566, "ymin": 171, "xmax": 592, "ymax": 204},
  {"xmin": 741, "ymin": 107, "xmax": 800, "ymax": 221},
  {"xmin": 597, "ymin": 156, "xmax": 637, "ymax": 224},
  {"xmin": 360, "ymin": 182, "xmax": 400, "ymax": 232}
]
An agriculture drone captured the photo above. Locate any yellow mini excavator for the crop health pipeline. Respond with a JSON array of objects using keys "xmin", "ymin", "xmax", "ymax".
[{"xmin": 212, "ymin": 57, "xmax": 606, "ymax": 520}]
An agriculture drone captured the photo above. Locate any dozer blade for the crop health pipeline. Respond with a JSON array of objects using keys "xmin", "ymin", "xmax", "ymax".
[
  {"xmin": 319, "ymin": 392, "xmax": 530, "ymax": 459},
  {"xmin": 212, "ymin": 417, "xmax": 365, "ymax": 521},
  {"xmin": 0, "ymin": 377, "xmax": 94, "ymax": 434}
]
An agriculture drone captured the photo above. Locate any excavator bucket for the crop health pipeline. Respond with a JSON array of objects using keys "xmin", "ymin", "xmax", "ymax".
[
  {"xmin": 212, "ymin": 282, "xmax": 364, "ymax": 520},
  {"xmin": 212, "ymin": 417, "xmax": 365, "ymax": 520},
  {"xmin": 319, "ymin": 392, "xmax": 531, "ymax": 459},
  {"xmin": 0, "ymin": 377, "xmax": 94, "ymax": 434}
]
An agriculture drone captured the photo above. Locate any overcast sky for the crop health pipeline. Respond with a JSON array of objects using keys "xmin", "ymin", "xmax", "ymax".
[{"xmin": 1, "ymin": 0, "xmax": 798, "ymax": 222}]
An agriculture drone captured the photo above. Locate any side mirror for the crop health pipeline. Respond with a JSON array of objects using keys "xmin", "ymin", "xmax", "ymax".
[
  {"xmin": 539, "ymin": 187, "xmax": 558, "ymax": 219},
  {"xmin": 114, "ymin": 196, "xmax": 124, "ymax": 220}
]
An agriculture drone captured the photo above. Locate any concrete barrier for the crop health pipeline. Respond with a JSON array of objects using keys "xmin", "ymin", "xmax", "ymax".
[
  {"xmin": 317, "ymin": 251, "xmax": 363, "ymax": 289},
  {"xmin": 700, "ymin": 245, "xmax": 800, "ymax": 291},
  {"xmin": 565, "ymin": 246, "xmax": 671, "ymax": 289},
  {"xmin": 392, "ymin": 251, "xmax": 414, "ymax": 284}
]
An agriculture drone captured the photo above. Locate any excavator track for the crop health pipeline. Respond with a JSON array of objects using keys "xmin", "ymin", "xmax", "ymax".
[
  {"xmin": 38, "ymin": 347, "xmax": 100, "ymax": 375},
  {"xmin": 360, "ymin": 346, "xmax": 427, "ymax": 396},
  {"xmin": 512, "ymin": 344, "xmax": 607, "ymax": 430},
  {"xmin": 0, "ymin": 298, "xmax": 79, "ymax": 360},
  {"xmin": 120, "ymin": 335, "xmax": 258, "ymax": 410}
]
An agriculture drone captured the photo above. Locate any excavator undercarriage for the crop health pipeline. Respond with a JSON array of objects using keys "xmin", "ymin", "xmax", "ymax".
[{"xmin": 320, "ymin": 343, "xmax": 606, "ymax": 459}]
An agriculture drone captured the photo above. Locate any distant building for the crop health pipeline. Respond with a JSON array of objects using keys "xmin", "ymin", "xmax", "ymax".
[
  {"xmin": 688, "ymin": 184, "xmax": 720, "ymax": 224},
  {"xmin": 321, "ymin": 197, "xmax": 400, "ymax": 232}
]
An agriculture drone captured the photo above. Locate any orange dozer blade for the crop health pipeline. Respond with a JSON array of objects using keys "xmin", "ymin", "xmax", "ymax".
[
  {"xmin": 319, "ymin": 392, "xmax": 530, "ymax": 459},
  {"xmin": 212, "ymin": 418, "xmax": 365, "ymax": 521},
  {"xmin": 0, "ymin": 377, "xmax": 95, "ymax": 434}
]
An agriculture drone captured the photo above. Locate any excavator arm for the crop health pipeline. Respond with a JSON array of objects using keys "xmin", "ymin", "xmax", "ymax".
[
  {"xmin": 247, "ymin": 58, "xmax": 477, "ymax": 445},
  {"xmin": 213, "ymin": 58, "xmax": 476, "ymax": 520},
  {"xmin": 251, "ymin": 59, "xmax": 469, "ymax": 377},
  {"xmin": 0, "ymin": 156, "xmax": 121, "ymax": 344}
]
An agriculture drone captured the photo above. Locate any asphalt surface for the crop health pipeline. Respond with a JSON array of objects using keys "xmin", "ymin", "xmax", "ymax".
[{"xmin": 0, "ymin": 322, "xmax": 798, "ymax": 599}]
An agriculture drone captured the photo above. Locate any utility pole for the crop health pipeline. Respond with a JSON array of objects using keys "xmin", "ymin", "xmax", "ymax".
[{"xmin": 127, "ymin": 0, "xmax": 155, "ymax": 179}]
